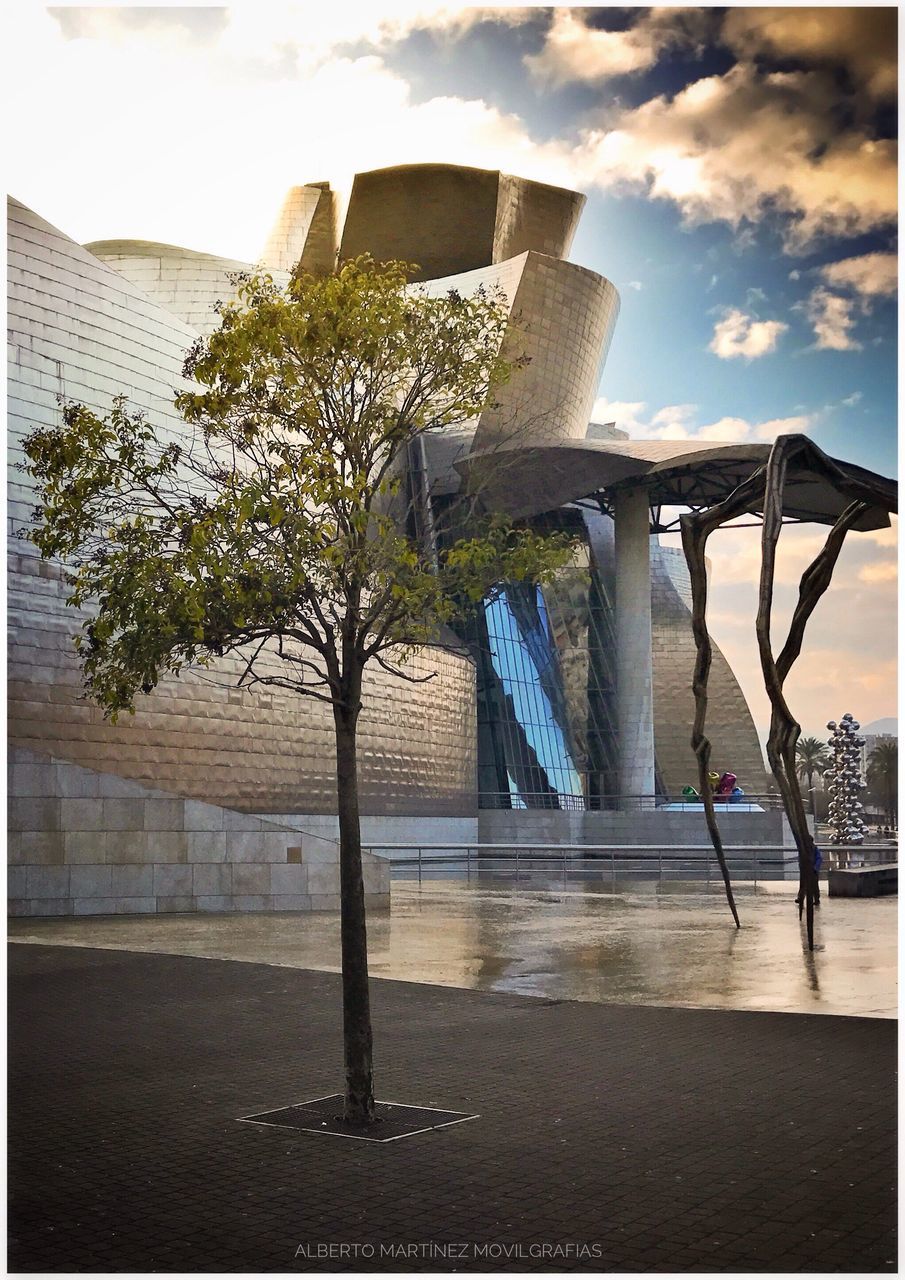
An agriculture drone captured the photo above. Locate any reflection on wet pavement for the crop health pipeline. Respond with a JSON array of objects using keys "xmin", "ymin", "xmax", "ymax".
[{"xmin": 9, "ymin": 876, "xmax": 897, "ymax": 1018}]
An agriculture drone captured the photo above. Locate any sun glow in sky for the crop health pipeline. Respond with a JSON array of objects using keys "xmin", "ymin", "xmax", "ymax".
[{"xmin": 7, "ymin": 2, "xmax": 898, "ymax": 740}]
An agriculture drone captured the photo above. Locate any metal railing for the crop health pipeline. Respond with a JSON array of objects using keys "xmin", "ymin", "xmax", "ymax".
[
  {"xmin": 362, "ymin": 842, "xmax": 897, "ymax": 886},
  {"xmin": 823, "ymin": 845, "xmax": 897, "ymax": 871},
  {"xmin": 476, "ymin": 791, "xmax": 787, "ymax": 811}
]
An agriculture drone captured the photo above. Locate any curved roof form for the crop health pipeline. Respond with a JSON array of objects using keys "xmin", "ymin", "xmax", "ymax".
[
  {"xmin": 420, "ymin": 252, "xmax": 619, "ymax": 452},
  {"xmin": 458, "ymin": 434, "xmax": 896, "ymax": 531},
  {"xmin": 339, "ymin": 163, "xmax": 585, "ymax": 281},
  {"xmin": 260, "ymin": 182, "xmax": 337, "ymax": 275},
  {"xmin": 85, "ymin": 240, "xmax": 290, "ymax": 336}
]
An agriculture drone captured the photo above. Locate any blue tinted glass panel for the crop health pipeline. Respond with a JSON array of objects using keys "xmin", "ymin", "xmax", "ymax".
[{"xmin": 483, "ymin": 586, "xmax": 584, "ymax": 806}]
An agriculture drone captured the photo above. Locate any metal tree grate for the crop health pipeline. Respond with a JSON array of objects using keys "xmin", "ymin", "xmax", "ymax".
[{"xmin": 237, "ymin": 1094, "xmax": 479, "ymax": 1143}]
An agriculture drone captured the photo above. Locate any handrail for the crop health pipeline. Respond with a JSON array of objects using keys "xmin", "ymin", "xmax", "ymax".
[
  {"xmin": 476, "ymin": 791, "xmax": 788, "ymax": 811},
  {"xmin": 362, "ymin": 841, "xmax": 895, "ymax": 852},
  {"xmin": 361, "ymin": 842, "xmax": 896, "ymax": 887}
]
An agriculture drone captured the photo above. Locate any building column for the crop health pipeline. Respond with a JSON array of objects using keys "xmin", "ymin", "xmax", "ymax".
[{"xmin": 614, "ymin": 487, "xmax": 655, "ymax": 805}]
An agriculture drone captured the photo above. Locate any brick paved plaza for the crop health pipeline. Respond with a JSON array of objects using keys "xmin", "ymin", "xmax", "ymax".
[{"xmin": 8, "ymin": 940, "xmax": 896, "ymax": 1272}]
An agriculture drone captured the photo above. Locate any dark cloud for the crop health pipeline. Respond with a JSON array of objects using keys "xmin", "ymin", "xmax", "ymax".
[{"xmin": 722, "ymin": 7, "xmax": 897, "ymax": 102}]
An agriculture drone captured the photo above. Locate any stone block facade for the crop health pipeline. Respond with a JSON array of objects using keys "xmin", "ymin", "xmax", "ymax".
[
  {"xmin": 8, "ymin": 746, "xmax": 389, "ymax": 918},
  {"xmin": 478, "ymin": 806, "xmax": 788, "ymax": 849}
]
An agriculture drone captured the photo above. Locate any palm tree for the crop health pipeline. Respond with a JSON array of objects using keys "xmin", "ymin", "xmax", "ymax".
[
  {"xmin": 796, "ymin": 736, "xmax": 831, "ymax": 809},
  {"xmin": 867, "ymin": 741, "xmax": 898, "ymax": 825}
]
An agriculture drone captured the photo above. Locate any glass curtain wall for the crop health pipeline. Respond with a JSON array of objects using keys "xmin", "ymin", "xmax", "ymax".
[{"xmin": 464, "ymin": 510, "xmax": 621, "ymax": 810}]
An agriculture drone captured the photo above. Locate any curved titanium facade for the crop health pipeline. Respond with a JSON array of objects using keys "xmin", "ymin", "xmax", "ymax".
[
  {"xmin": 261, "ymin": 182, "xmax": 338, "ymax": 276},
  {"xmin": 339, "ymin": 164, "xmax": 585, "ymax": 281},
  {"xmin": 8, "ymin": 197, "xmax": 476, "ymax": 816},
  {"xmin": 650, "ymin": 548, "xmax": 770, "ymax": 796},
  {"xmin": 8, "ymin": 162, "xmax": 771, "ymax": 830},
  {"xmin": 423, "ymin": 253, "xmax": 620, "ymax": 450},
  {"xmin": 85, "ymin": 240, "xmax": 290, "ymax": 337}
]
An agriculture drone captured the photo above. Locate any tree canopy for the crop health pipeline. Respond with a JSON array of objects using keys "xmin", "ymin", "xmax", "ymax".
[
  {"xmin": 23, "ymin": 257, "xmax": 573, "ymax": 721},
  {"xmin": 866, "ymin": 740, "xmax": 898, "ymax": 823},
  {"xmin": 22, "ymin": 253, "xmax": 577, "ymax": 1125},
  {"xmin": 795, "ymin": 735, "xmax": 831, "ymax": 788}
]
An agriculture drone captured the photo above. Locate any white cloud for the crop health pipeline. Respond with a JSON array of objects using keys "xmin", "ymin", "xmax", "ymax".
[
  {"xmin": 841, "ymin": 391, "xmax": 863, "ymax": 408},
  {"xmin": 591, "ymin": 398, "xmax": 813, "ymax": 443},
  {"xmin": 9, "ymin": 5, "xmax": 897, "ymax": 268},
  {"xmin": 801, "ymin": 288, "xmax": 862, "ymax": 352},
  {"xmin": 819, "ymin": 252, "xmax": 897, "ymax": 300},
  {"xmin": 709, "ymin": 308, "xmax": 788, "ymax": 360},
  {"xmin": 747, "ymin": 415, "xmax": 814, "ymax": 442},
  {"xmin": 590, "ymin": 400, "xmax": 650, "ymax": 436},
  {"xmin": 191, "ymin": 4, "xmax": 529, "ymax": 69},
  {"xmin": 572, "ymin": 61, "xmax": 897, "ymax": 251},
  {"xmin": 797, "ymin": 253, "xmax": 896, "ymax": 351},
  {"xmin": 7, "ymin": 6, "xmax": 578, "ymax": 261},
  {"xmin": 525, "ymin": 8, "xmax": 711, "ymax": 86},
  {"xmin": 859, "ymin": 560, "xmax": 897, "ymax": 585},
  {"xmin": 623, "ymin": 280, "xmax": 643, "ymax": 291},
  {"xmin": 651, "ymin": 403, "xmax": 697, "ymax": 427}
]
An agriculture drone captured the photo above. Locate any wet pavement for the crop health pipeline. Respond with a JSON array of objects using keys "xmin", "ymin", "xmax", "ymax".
[
  {"xmin": 9, "ymin": 942, "xmax": 897, "ymax": 1272},
  {"xmin": 9, "ymin": 874, "xmax": 896, "ymax": 1018}
]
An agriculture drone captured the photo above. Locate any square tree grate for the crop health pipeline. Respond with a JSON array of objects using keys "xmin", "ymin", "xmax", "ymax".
[{"xmin": 237, "ymin": 1094, "xmax": 479, "ymax": 1143}]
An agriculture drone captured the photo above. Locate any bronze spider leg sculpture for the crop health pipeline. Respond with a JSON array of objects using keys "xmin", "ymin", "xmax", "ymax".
[
  {"xmin": 681, "ymin": 467, "xmax": 768, "ymax": 930},
  {"xmin": 757, "ymin": 446, "xmax": 868, "ymax": 949},
  {"xmin": 683, "ymin": 434, "xmax": 887, "ymax": 950}
]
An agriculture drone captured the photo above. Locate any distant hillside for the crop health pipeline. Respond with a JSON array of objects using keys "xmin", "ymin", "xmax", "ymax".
[{"xmin": 863, "ymin": 718, "xmax": 898, "ymax": 736}]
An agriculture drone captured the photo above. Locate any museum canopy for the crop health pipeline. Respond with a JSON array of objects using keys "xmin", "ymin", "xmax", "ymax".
[{"xmin": 457, "ymin": 434, "xmax": 896, "ymax": 532}]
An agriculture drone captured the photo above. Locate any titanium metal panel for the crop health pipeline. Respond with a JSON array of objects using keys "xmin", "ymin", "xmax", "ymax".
[
  {"xmin": 86, "ymin": 240, "xmax": 290, "ymax": 337},
  {"xmin": 8, "ymin": 198, "xmax": 477, "ymax": 817},
  {"xmin": 650, "ymin": 546, "xmax": 770, "ymax": 796},
  {"xmin": 339, "ymin": 163, "xmax": 584, "ymax": 282}
]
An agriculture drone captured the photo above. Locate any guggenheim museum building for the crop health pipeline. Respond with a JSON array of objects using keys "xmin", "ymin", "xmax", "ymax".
[{"xmin": 8, "ymin": 164, "xmax": 894, "ymax": 916}]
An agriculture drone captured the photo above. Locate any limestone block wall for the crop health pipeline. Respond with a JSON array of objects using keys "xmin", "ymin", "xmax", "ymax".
[
  {"xmin": 8, "ymin": 197, "xmax": 479, "ymax": 818},
  {"xmin": 8, "ymin": 746, "xmax": 389, "ymax": 918},
  {"xmin": 268, "ymin": 813, "xmax": 481, "ymax": 853},
  {"xmin": 478, "ymin": 808, "xmax": 794, "ymax": 879},
  {"xmin": 85, "ymin": 240, "xmax": 291, "ymax": 337}
]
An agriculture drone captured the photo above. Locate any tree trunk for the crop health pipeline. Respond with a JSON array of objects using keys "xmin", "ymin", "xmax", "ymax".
[{"xmin": 332, "ymin": 700, "xmax": 375, "ymax": 1125}]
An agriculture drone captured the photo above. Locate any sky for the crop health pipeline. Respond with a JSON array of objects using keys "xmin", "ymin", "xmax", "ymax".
[{"xmin": 6, "ymin": 3, "xmax": 899, "ymax": 746}]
